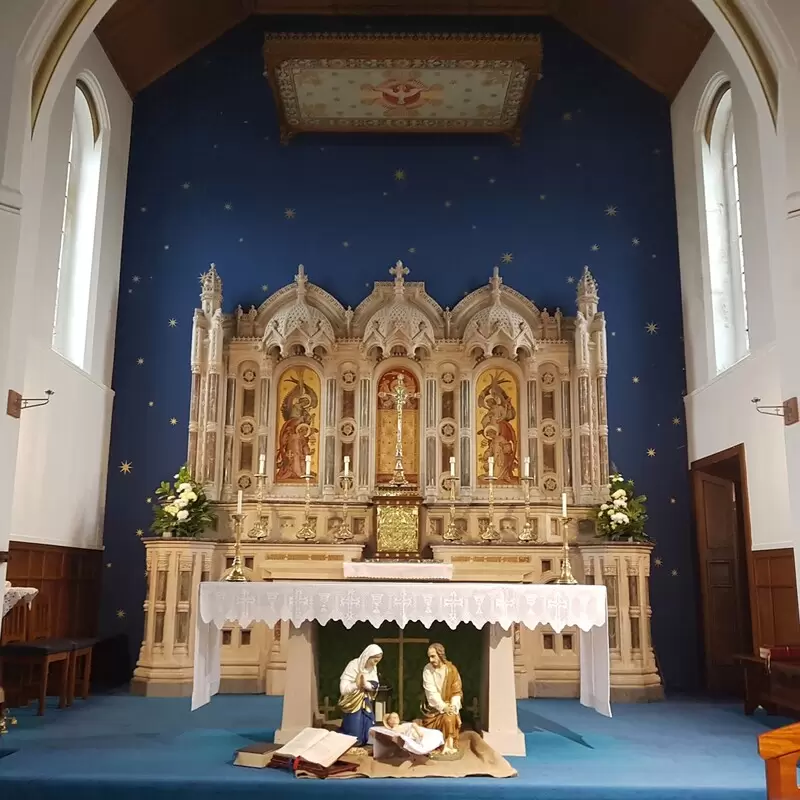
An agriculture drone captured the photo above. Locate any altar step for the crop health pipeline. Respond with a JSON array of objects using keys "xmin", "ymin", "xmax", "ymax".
[{"xmin": 0, "ymin": 695, "xmax": 779, "ymax": 800}]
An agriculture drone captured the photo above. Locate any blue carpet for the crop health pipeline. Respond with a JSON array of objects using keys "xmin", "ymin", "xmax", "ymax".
[{"xmin": 0, "ymin": 694, "xmax": 784, "ymax": 800}]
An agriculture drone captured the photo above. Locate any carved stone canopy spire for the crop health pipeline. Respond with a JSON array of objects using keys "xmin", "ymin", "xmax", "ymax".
[
  {"xmin": 201, "ymin": 262, "xmax": 223, "ymax": 316},
  {"xmin": 577, "ymin": 266, "xmax": 599, "ymax": 319},
  {"xmin": 489, "ymin": 266, "xmax": 503, "ymax": 302},
  {"xmin": 294, "ymin": 264, "xmax": 309, "ymax": 298}
]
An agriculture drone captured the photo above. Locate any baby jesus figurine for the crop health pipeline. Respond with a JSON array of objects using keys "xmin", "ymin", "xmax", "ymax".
[{"xmin": 369, "ymin": 712, "xmax": 445, "ymax": 759}]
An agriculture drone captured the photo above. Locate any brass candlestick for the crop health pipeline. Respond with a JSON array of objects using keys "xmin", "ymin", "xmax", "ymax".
[
  {"xmin": 442, "ymin": 474, "xmax": 462, "ymax": 542},
  {"xmin": 296, "ymin": 469, "xmax": 316, "ymax": 540},
  {"xmin": 480, "ymin": 473, "xmax": 501, "ymax": 543},
  {"xmin": 0, "ymin": 709, "xmax": 17, "ymax": 735},
  {"xmin": 247, "ymin": 473, "xmax": 270, "ymax": 540},
  {"xmin": 518, "ymin": 476, "xmax": 537, "ymax": 543},
  {"xmin": 334, "ymin": 472, "xmax": 354, "ymax": 542},
  {"xmin": 555, "ymin": 516, "xmax": 578, "ymax": 585},
  {"xmin": 223, "ymin": 512, "xmax": 250, "ymax": 582}
]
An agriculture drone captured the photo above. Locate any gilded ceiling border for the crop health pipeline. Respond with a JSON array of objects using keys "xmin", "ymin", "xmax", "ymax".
[{"xmin": 28, "ymin": 0, "xmax": 779, "ymax": 135}]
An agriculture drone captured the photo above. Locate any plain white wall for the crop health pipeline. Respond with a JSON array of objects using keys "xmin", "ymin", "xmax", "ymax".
[
  {"xmin": 672, "ymin": 35, "xmax": 791, "ymax": 550},
  {"xmin": 9, "ymin": 34, "xmax": 130, "ymax": 549}
]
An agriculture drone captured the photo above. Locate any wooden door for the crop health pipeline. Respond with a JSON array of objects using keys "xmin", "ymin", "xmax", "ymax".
[{"xmin": 693, "ymin": 470, "xmax": 750, "ymax": 694}]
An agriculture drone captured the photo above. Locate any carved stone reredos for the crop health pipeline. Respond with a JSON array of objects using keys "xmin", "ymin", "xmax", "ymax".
[{"xmin": 209, "ymin": 261, "xmax": 600, "ymax": 360}]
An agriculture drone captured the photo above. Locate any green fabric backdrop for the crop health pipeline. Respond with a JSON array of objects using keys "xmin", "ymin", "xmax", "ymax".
[{"xmin": 317, "ymin": 621, "xmax": 483, "ymax": 723}]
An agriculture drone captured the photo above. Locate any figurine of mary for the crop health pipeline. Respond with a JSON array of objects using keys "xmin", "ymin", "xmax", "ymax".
[{"xmin": 337, "ymin": 644, "xmax": 383, "ymax": 745}]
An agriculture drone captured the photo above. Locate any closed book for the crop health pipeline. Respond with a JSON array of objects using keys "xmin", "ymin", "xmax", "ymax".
[
  {"xmin": 234, "ymin": 743, "xmax": 279, "ymax": 769},
  {"xmin": 759, "ymin": 646, "xmax": 800, "ymax": 662}
]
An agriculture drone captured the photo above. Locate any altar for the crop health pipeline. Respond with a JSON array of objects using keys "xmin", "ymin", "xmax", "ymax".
[{"xmin": 191, "ymin": 580, "xmax": 610, "ymax": 757}]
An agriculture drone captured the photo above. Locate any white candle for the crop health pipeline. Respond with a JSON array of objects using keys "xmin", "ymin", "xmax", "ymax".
[
  {"xmin": 487, "ymin": 456, "xmax": 494, "ymax": 478},
  {"xmin": 305, "ymin": 454, "xmax": 312, "ymax": 476},
  {"xmin": 343, "ymin": 455, "xmax": 350, "ymax": 477},
  {"xmin": 237, "ymin": 489, "xmax": 243, "ymax": 514},
  {"xmin": 561, "ymin": 491, "xmax": 567, "ymax": 518},
  {"xmin": 523, "ymin": 456, "xmax": 530, "ymax": 478},
  {"xmin": 450, "ymin": 456, "xmax": 456, "ymax": 477},
  {"xmin": 258, "ymin": 454, "xmax": 266, "ymax": 475}
]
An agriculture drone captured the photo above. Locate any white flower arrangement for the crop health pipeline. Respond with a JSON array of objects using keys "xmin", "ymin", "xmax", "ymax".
[
  {"xmin": 594, "ymin": 473, "xmax": 650, "ymax": 542},
  {"xmin": 150, "ymin": 465, "xmax": 215, "ymax": 538}
]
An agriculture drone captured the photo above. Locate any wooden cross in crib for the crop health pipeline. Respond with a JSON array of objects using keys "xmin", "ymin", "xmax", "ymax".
[{"xmin": 374, "ymin": 627, "xmax": 430, "ymax": 719}]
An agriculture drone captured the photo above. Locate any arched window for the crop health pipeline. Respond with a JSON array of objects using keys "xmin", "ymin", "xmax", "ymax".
[
  {"xmin": 52, "ymin": 80, "xmax": 103, "ymax": 370},
  {"xmin": 701, "ymin": 82, "xmax": 749, "ymax": 375}
]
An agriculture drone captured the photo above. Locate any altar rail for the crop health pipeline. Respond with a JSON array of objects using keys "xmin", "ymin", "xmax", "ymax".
[
  {"xmin": 759, "ymin": 721, "xmax": 800, "ymax": 799},
  {"xmin": 132, "ymin": 539, "xmax": 660, "ymax": 702}
]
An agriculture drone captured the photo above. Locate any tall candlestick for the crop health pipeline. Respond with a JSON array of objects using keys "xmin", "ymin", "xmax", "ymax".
[
  {"xmin": 343, "ymin": 455, "xmax": 350, "ymax": 477},
  {"xmin": 487, "ymin": 456, "xmax": 494, "ymax": 478},
  {"xmin": 237, "ymin": 490, "xmax": 243, "ymax": 514},
  {"xmin": 305, "ymin": 454, "xmax": 312, "ymax": 476},
  {"xmin": 450, "ymin": 456, "xmax": 456, "ymax": 477},
  {"xmin": 258, "ymin": 453, "xmax": 266, "ymax": 475},
  {"xmin": 561, "ymin": 491, "xmax": 567, "ymax": 518},
  {"xmin": 523, "ymin": 456, "xmax": 530, "ymax": 478}
]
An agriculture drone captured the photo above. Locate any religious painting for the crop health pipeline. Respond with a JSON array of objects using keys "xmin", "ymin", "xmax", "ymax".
[
  {"xmin": 376, "ymin": 367, "xmax": 419, "ymax": 485},
  {"xmin": 475, "ymin": 369, "xmax": 520, "ymax": 484},
  {"xmin": 274, "ymin": 366, "xmax": 320, "ymax": 483}
]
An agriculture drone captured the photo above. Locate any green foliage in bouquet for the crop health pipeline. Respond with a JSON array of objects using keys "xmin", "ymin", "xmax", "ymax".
[
  {"xmin": 150, "ymin": 465, "xmax": 215, "ymax": 538},
  {"xmin": 595, "ymin": 473, "xmax": 650, "ymax": 542}
]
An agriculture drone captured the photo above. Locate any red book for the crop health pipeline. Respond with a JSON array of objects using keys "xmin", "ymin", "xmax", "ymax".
[{"xmin": 759, "ymin": 645, "xmax": 800, "ymax": 668}]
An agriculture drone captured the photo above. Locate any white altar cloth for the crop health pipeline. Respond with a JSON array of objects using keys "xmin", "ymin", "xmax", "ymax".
[
  {"xmin": 192, "ymin": 580, "xmax": 611, "ymax": 723},
  {"xmin": 342, "ymin": 560, "xmax": 453, "ymax": 581}
]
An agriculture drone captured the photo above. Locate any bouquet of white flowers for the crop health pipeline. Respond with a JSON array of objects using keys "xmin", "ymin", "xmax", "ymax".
[
  {"xmin": 595, "ymin": 473, "xmax": 650, "ymax": 542},
  {"xmin": 150, "ymin": 465, "xmax": 215, "ymax": 538}
]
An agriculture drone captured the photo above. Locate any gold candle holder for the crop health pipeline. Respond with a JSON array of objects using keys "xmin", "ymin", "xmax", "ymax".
[
  {"xmin": 555, "ymin": 516, "xmax": 578, "ymax": 585},
  {"xmin": 296, "ymin": 469, "xmax": 316, "ymax": 541},
  {"xmin": 334, "ymin": 472, "xmax": 354, "ymax": 542},
  {"xmin": 247, "ymin": 473, "xmax": 270, "ymax": 541},
  {"xmin": 518, "ymin": 475, "xmax": 537, "ymax": 543},
  {"xmin": 0, "ymin": 708, "xmax": 17, "ymax": 735},
  {"xmin": 223, "ymin": 512, "xmax": 250, "ymax": 582},
  {"xmin": 442, "ymin": 473, "xmax": 462, "ymax": 542},
  {"xmin": 480, "ymin": 473, "xmax": 501, "ymax": 543}
]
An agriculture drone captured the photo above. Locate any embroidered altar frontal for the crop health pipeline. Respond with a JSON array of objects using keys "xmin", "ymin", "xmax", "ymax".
[{"xmin": 263, "ymin": 33, "xmax": 542, "ymax": 142}]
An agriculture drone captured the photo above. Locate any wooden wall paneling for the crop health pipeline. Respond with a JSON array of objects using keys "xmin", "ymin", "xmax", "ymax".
[
  {"xmin": 1, "ymin": 543, "xmax": 103, "ymax": 644},
  {"xmin": 752, "ymin": 549, "xmax": 800, "ymax": 648},
  {"xmin": 252, "ymin": 0, "xmax": 553, "ymax": 12}
]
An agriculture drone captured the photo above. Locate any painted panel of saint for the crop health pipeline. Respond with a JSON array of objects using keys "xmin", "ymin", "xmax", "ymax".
[
  {"xmin": 274, "ymin": 367, "xmax": 320, "ymax": 483},
  {"xmin": 376, "ymin": 367, "xmax": 419, "ymax": 485},
  {"xmin": 476, "ymin": 368, "xmax": 520, "ymax": 484}
]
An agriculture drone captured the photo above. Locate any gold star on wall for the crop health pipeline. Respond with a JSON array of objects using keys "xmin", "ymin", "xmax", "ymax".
[
  {"xmin": 168, "ymin": 319, "xmax": 177, "ymax": 328},
  {"xmin": 562, "ymin": 112, "xmax": 572, "ymax": 121},
  {"xmin": 632, "ymin": 376, "xmax": 640, "ymax": 384},
  {"xmin": 488, "ymin": 177, "xmax": 496, "ymax": 184},
  {"xmin": 632, "ymin": 237, "xmax": 640, "ymax": 246},
  {"xmin": 146, "ymin": 497, "xmax": 152, "ymax": 504},
  {"xmin": 654, "ymin": 557, "xmax": 663, "ymax": 567},
  {"xmin": 408, "ymin": 247, "xmax": 416, "ymax": 254},
  {"xmin": 647, "ymin": 448, "xmax": 656, "ymax": 457},
  {"xmin": 646, "ymin": 322, "xmax": 658, "ymax": 334},
  {"xmin": 132, "ymin": 275, "xmax": 141, "ymax": 283},
  {"xmin": 672, "ymin": 416, "xmax": 681, "ymax": 425},
  {"xmin": 106, "ymin": 562, "xmax": 112, "ymax": 569},
  {"xmin": 605, "ymin": 205, "xmax": 618, "ymax": 216},
  {"xmin": 501, "ymin": 253, "xmax": 513, "ymax": 263},
  {"xmin": 671, "ymin": 569, "xmax": 679, "ymax": 577},
  {"xmin": 590, "ymin": 244, "xmax": 599, "ymax": 252},
  {"xmin": 148, "ymin": 401, "xmax": 154, "ymax": 407},
  {"xmin": 394, "ymin": 169, "xmax": 406, "ymax": 181},
  {"xmin": 136, "ymin": 529, "xmax": 144, "ymax": 537},
  {"xmin": 261, "ymin": 284, "xmax": 269, "ymax": 292},
  {"xmin": 136, "ymin": 358, "xmax": 144, "ymax": 366},
  {"xmin": 170, "ymin": 418, "xmax": 178, "ymax": 426},
  {"xmin": 120, "ymin": 461, "xmax": 132, "ymax": 474},
  {"xmin": 616, "ymin": 426, "xmax": 623, "ymax": 433},
  {"xmin": 670, "ymin": 497, "xmax": 677, "ymax": 504},
  {"xmin": 224, "ymin": 202, "xmax": 233, "ymax": 211},
  {"xmin": 566, "ymin": 276, "xmax": 575, "ymax": 284},
  {"xmin": 444, "ymin": 200, "xmax": 452, "ymax": 207},
  {"xmin": 284, "ymin": 208, "xmax": 296, "ymax": 219},
  {"xmin": 342, "ymin": 241, "xmax": 349, "ymax": 247},
  {"xmin": 539, "ymin": 194, "xmax": 546, "ymax": 200},
  {"xmin": 116, "ymin": 609, "xmax": 126, "ymax": 619}
]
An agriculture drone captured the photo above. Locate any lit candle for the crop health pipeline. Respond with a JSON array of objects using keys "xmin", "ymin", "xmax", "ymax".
[
  {"xmin": 305, "ymin": 454, "xmax": 312, "ymax": 476},
  {"xmin": 561, "ymin": 492, "xmax": 567, "ymax": 518},
  {"xmin": 343, "ymin": 455, "xmax": 350, "ymax": 477},
  {"xmin": 237, "ymin": 489, "xmax": 243, "ymax": 514},
  {"xmin": 487, "ymin": 456, "xmax": 494, "ymax": 478},
  {"xmin": 450, "ymin": 456, "xmax": 456, "ymax": 477},
  {"xmin": 258, "ymin": 454, "xmax": 266, "ymax": 475},
  {"xmin": 523, "ymin": 456, "xmax": 530, "ymax": 478}
]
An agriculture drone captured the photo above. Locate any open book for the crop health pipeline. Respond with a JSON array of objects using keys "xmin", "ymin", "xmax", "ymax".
[
  {"xmin": 273, "ymin": 728, "xmax": 358, "ymax": 770},
  {"xmin": 369, "ymin": 723, "xmax": 444, "ymax": 758}
]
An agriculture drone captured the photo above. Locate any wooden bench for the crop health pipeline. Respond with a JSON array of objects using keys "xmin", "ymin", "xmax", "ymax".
[
  {"xmin": 737, "ymin": 654, "xmax": 800, "ymax": 718},
  {"xmin": 0, "ymin": 639, "xmax": 73, "ymax": 715},
  {"xmin": 760, "ymin": 721, "xmax": 800, "ymax": 799}
]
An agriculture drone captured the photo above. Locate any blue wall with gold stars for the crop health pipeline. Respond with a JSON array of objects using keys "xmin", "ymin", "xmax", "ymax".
[{"xmin": 104, "ymin": 16, "xmax": 699, "ymax": 690}]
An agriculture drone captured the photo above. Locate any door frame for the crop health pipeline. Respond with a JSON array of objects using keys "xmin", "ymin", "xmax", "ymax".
[{"xmin": 690, "ymin": 443, "xmax": 758, "ymax": 658}]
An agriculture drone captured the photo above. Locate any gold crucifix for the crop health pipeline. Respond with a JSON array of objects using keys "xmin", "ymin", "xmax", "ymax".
[
  {"xmin": 378, "ymin": 373, "xmax": 419, "ymax": 486},
  {"xmin": 374, "ymin": 627, "xmax": 430, "ymax": 719}
]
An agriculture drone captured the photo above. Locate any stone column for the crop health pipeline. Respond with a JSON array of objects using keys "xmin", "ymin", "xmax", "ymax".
[
  {"xmin": 274, "ymin": 621, "xmax": 319, "ymax": 744},
  {"xmin": 525, "ymin": 362, "xmax": 539, "ymax": 488},
  {"xmin": 424, "ymin": 374, "xmax": 438, "ymax": 499},
  {"xmin": 459, "ymin": 376, "xmax": 472, "ymax": 493},
  {"xmin": 323, "ymin": 375, "xmax": 337, "ymax": 496},
  {"xmin": 357, "ymin": 374, "xmax": 371, "ymax": 496},
  {"xmin": 559, "ymin": 367, "xmax": 572, "ymax": 490}
]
